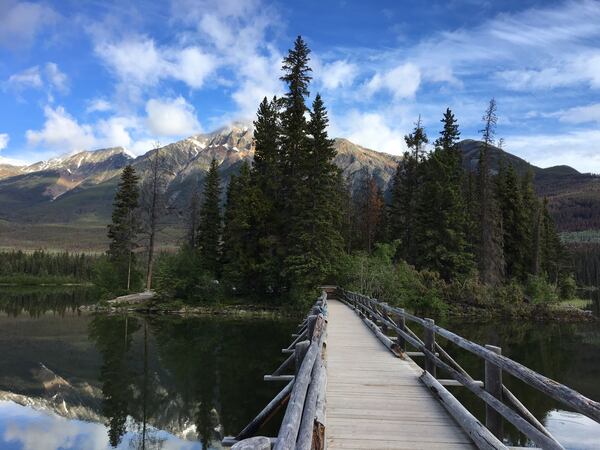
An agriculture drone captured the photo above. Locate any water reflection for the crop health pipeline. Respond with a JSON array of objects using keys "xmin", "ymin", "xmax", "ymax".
[
  {"xmin": 0, "ymin": 287, "xmax": 297, "ymax": 449},
  {"xmin": 0, "ymin": 401, "xmax": 201, "ymax": 450}
]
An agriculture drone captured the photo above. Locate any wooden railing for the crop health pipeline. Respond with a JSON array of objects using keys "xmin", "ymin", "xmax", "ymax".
[
  {"xmin": 222, "ymin": 292, "xmax": 328, "ymax": 450},
  {"xmin": 339, "ymin": 288, "xmax": 600, "ymax": 450}
]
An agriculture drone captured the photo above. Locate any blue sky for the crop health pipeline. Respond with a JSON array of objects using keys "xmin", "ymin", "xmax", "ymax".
[{"xmin": 1, "ymin": 0, "xmax": 600, "ymax": 172}]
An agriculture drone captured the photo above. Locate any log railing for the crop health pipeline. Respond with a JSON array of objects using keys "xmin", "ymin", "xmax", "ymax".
[
  {"xmin": 222, "ymin": 292, "xmax": 328, "ymax": 450},
  {"xmin": 339, "ymin": 288, "xmax": 600, "ymax": 450}
]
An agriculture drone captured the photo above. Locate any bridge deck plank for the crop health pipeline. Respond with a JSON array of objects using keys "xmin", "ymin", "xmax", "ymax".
[{"xmin": 326, "ymin": 299, "xmax": 475, "ymax": 449}]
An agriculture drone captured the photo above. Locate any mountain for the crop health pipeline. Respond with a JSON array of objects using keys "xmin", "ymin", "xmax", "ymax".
[{"xmin": 0, "ymin": 123, "xmax": 597, "ymax": 249}]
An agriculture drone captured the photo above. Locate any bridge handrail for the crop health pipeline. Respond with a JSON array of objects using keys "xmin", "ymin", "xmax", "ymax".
[
  {"xmin": 223, "ymin": 291, "xmax": 328, "ymax": 450},
  {"xmin": 340, "ymin": 288, "xmax": 600, "ymax": 450}
]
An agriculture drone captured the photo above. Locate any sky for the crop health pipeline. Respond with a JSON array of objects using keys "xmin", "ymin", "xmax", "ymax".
[{"xmin": 0, "ymin": 0, "xmax": 599, "ymax": 172}]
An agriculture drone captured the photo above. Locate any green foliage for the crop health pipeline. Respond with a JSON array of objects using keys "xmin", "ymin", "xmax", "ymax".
[
  {"xmin": 0, "ymin": 250, "xmax": 97, "ymax": 282},
  {"xmin": 415, "ymin": 108, "xmax": 474, "ymax": 281},
  {"xmin": 107, "ymin": 165, "xmax": 141, "ymax": 291},
  {"xmin": 93, "ymin": 256, "xmax": 142, "ymax": 299},
  {"xmin": 524, "ymin": 275, "xmax": 560, "ymax": 304},
  {"xmin": 339, "ymin": 242, "xmax": 447, "ymax": 316},
  {"xmin": 196, "ymin": 159, "xmax": 222, "ymax": 277},
  {"xmin": 154, "ymin": 249, "xmax": 223, "ymax": 304}
]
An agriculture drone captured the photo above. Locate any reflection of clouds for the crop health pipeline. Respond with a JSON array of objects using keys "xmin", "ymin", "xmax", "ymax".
[
  {"xmin": 0, "ymin": 401, "xmax": 202, "ymax": 450},
  {"xmin": 545, "ymin": 409, "xmax": 600, "ymax": 450}
]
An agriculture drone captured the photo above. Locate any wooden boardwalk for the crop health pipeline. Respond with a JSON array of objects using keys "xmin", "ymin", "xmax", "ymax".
[{"xmin": 326, "ymin": 299, "xmax": 475, "ymax": 449}]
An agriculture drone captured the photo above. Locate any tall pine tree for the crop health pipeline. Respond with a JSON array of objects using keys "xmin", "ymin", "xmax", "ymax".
[
  {"xmin": 416, "ymin": 108, "xmax": 474, "ymax": 281},
  {"xmin": 390, "ymin": 117, "xmax": 428, "ymax": 264},
  {"xmin": 196, "ymin": 159, "xmax": 222, "ymax": 277},
  {"xmin": 477, "ymin": 99, "xmax": 505, "ymax": 285},
  {"xmin": 107, "ymin": 165, "xmax": 141, "ymax": 291}
]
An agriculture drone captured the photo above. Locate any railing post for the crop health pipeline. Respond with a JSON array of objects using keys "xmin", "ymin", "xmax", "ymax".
[
  {"xmin": 424, "ymin": 318, "xmax": 436, "ymax": 377},
  {"xmin": 485, "ymin": 345, "xmax": 503, "ymax": 439},
  {"xmin": 396, "ymin": 309, "xmax": 406, "ymax": 352},
  {"xmin": 295, "ymin": 340, "xmax": 310, "ymax": 375},
  {"xmin": 307, "ymin": 315, "xmax": 317, "ymax": 340},
  {"xmin": 380, "ymin": 302, "xmax": 389, "ymax": 335}
]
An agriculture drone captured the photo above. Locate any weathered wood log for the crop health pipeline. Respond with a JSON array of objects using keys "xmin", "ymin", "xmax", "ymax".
[
  {"xmin": 502, "ymin": 385, "xmax": 562, "ymax": 447},
  {"xmin": 485, "ymin": 345, "xmax": 503, "ymax": 439},
  {"xmin": 231, "ymin": 436, "xmax": 271, "ymax": 450},
  {"xmin": 307, "ymin": 315, "xmax": 317, "ymax": 339},
  {"xmin": 430, "ymin": 324, "xmax": 600, "ymax": 423},
  {"xmin": 313, "ymin": 363, "xmax": 327, "ymax": 450},
  {"xmin": 420, "ymin": 372, "xmax": 507, "ymax": 450},
  {"xmin": 274, "ymin": 316, "xmax": 326, "ymax": 450},
  {"xmin": 438, "ymin": 379, "xmax": 484, "ymax": 387},
  {"xmin": 233, "ymin": 380, "xmax": 294, "ymax": 441},
  {"xmin": 424, "ymin": 318, "xmax": 436, "ymax": 376},
  {"xmin": 294, "ymin": 341, "xmax": 310, "ymax": 376},
  {"xmin": 264, "ymin": 375, "xmax": 295, "ymax": 382},
  {"xmin": 361, "ymin": 315, "xmax": 401, "ymax": 357},
  {"xmin": 296, "ymin": 359, "xmax": 325, "ymax": 450},
  {"xmin": 420, "ymin": 346, "xmax": 565, "ymax": 450},
  {"xmin": 396, "ymin": 309, "xmax": 406, "ymax": 352}
]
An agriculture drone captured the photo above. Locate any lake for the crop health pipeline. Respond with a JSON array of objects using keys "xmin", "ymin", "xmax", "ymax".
[{"xmin": 0, "ymin": 287, "xmax": 598, "ymax": 449}]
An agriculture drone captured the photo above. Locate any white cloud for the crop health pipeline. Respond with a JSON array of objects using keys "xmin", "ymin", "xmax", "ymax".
[
  {"xmin": 7, "ymin": 66, "xmax": 43, "ymax": 90},
  {"xmin": 556, "ymin": 103, "xmax": 600, "ymax": 124},
  {"xmin": 320, "ymin": 60, "xmax": 358, "ymax": 90},
  {"xmin": 6, "ymin": 62, "xmax": 68, "ymax": 95},
  {"xmin": 333, "ymin": 109, "xmax": 408, "ymax": 155},
  {"xmin": 505, "ymin": 129, "xmax": 600, "ymax": 173},
  {"xmin": 26, "ymin": 105, "xmax": 96, "ymax": 152},
  {"xmin": 44, "ymin": 62, "xmax": 68, "ymax": 93},
  {"xmin": 145, "ymin": 97, "xmax": 202, "ymax": 137},
  {"xmin": 0, "ymin": 133, "xmax": 9, "ymax": 150},
  {"xmin": 94, "ymin": 36, "xmax": 217, "ymax": 102},
  {"xmin": 86, "ymin": 98, "xmax": 112, "ymax": 113},
  {"xmin": 365, "ymin": 63, "xmax": 421, "ymax": 99},
  {"xmin": 0, "ymin": 1, "xmax": 59, "ymax": 49}
]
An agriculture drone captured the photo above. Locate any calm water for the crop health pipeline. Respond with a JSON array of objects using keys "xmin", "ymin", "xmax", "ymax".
[{"xmin": 0, "ymin": 287, "xmax": 599, "ymax": 449}]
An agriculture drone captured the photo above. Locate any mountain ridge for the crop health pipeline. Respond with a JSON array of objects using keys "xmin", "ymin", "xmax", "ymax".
[{"xmin": 0, "ymin": 123, "xmax": 597, "ymax": 237}]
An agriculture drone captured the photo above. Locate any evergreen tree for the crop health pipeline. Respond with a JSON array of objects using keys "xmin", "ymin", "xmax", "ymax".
[
  {"xmin": 416, "ymin": 108, "xmax": 474, "ymax": 280},
  {"xmin": 540, "ymin": 197, "xmax": 565, "ymax": 283},
  {"xmin": 107, "ymin": 165, "xmax": 141, "ymax": 291},
  {"xmin": 196, "ymin": 159, "xmax": 222, "ymax": 277},
  {"xmin": 495, "ymin": 162, "xmax": 528, "ymax": 280},
  {"xmin": 477, "ymin": 99, "xmax": 505, "ymax": 285},
  {"xmin": 390, "ymin": 117, "xmax": 428, "ymax": 264},
  {"xmin": 285, "ymin": 93, "xmax": 343, "ymax": 292},
  {"xmin": 222, "ymin": 162, "xmax": 263, "ymax": 292},
  {"xmin": 355, "ymin": 175, "xmax": 385, "ymax": 254},
  {"xmin": 252, "ymin": 96, "xmax": 284, "ymax": 292}
]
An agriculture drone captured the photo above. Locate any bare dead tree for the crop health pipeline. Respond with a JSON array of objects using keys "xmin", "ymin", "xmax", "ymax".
[
  {"xmin": 186, "ymin": 177, "xmax": 201, "ymax": 248},
  {"xmin": 139, "ymin": 143, "xmax": 169, "ymax": 290}
]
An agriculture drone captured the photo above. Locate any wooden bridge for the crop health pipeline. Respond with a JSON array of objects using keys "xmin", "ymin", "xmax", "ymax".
[{"xmin": 223, "ymin": 288, "xmax": 600, "ymax": 450}]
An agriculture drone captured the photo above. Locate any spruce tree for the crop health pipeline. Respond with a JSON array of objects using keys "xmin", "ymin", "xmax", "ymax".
[
  {"xmin": 196, "ymin": 159, "xmax": 222, "ymax": 277},
  {"xmin": 416, "ymin": 108, "xmax": 474, "ymax": 281},
  {"xmin": 107, "ymin": 165, "xmax": 140, "ymax": 291},
  {"xmin": 495, "ymin": 162, "xmax": 528, "ymax": 280},
  {"xmin": 222, "ymin": 162, "xmax": 262, "ymax": 292},
  {"xmin": 252, "ymin": 96, "xmax": 284, "ymax": 292},
  {"xmin": 540, "ymin": 197, "xmax": 564, "ymax": 283},
  {"xmin": 477, "ymin": 99, "xmax": 505, "ymax": 285},
  {"xmin": 285, "ymin": 93, "xmax": 343, "ymax": 292},
  {"xmin": 390, "ymin": 117, "xmax": 427, "ymax": 264},
  {"xmin": 355, "ymin": 175, "xmax": 385, "ymax": 254}
]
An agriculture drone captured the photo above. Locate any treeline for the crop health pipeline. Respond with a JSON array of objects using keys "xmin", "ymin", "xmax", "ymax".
[
  {"xmin": 99, "ymin": 36, "xmax": 573, "ymax": 310},
  {"xmin": 347, "ymin": 101, "xmax": 569, "ymax": 289},
  {"xmin": 0, "ymin": 250, "xmax": 97, "ymax": 283},
  {"xmin": 569, "ymin": 243, "xmax": 600, "ymax": 287}
]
